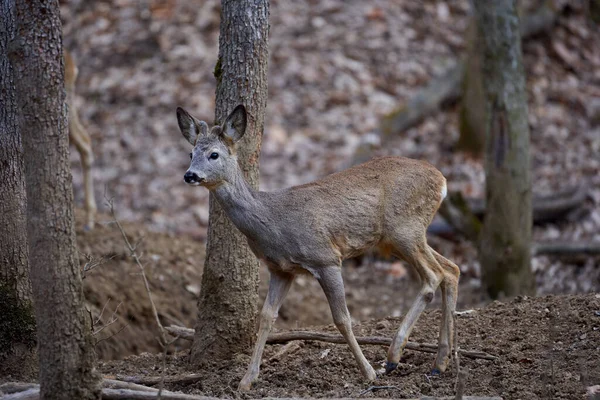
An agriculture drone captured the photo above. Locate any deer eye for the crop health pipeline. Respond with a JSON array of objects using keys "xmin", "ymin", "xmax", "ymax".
[{"xmin": 209, "ymin": 152, "xmax": 219, "ymax": 160}]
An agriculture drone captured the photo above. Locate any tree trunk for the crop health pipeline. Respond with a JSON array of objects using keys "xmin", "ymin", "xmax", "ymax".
[
  {"xmin": 0, "ymin": 0, "xmax": 37, "ymax": 381},
  {"xmin": 457, "ymin": 19, "xmax": 486, "ymax": 156},
  {"xmin": 474, "ymin": 0, "xmax": 535, "ymax": 298},
  {"xmin": 190, "ymin": 0, "xmax": 269, "ymax": 364},
  {"xmin": 9, "ymin": 1, "xmax": 101, "ymax": 398}
]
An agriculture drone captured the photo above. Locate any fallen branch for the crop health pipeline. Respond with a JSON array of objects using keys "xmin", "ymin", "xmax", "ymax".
[
  {"xmin": 0, "ymin": 388, "xmax": 217, "ymax": 400},
  {"xmin": 0, "ymin": 380, "xmax": 218, "ymax": 400},
  {"xmin": 165, "ymin": 325, "xmax": 496, "ymax": 361},
  {"xmin": 269, "ymin": 340, "xmax": 302, "ymax": 362},
  {"xmin": 114, "ymin": 373, "xmax": 205, "ymax": 386},
  {"xmin": 358, "ymin": 385, "xmax": 399, "ymax": 396},
  {"xmin": 377, "ymin": 2, "xmax": 565, "ymax": 139},
  {"xmin": 0, "ymin": 383, "xmax": 38, "ymax": 395},
  {"xmin": 380, "ymin": 62, "xmax": 464, "ymax": 138},
  {"xmin": 102, "ymin": 389, "xmax": 216, "ymax": 400},
  {"xmin": 532, "ymin": 242, "xmax": 600, "ymax": 258},
  {"xmin": 103, "ymin": 379, "xmax": 160, "ymax": 392},
  {"xmin": 429, "ymin": 185, "xmax": 589, "ymax": 239},
  {"xmin": 468, "ymin": 185, "xmax": 589, "ymax": 224}
]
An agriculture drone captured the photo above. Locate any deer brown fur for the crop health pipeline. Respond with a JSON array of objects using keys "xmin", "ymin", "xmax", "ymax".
[
  {"xmin": 177, "ymin": 105, "xmax": 460, "ymax": 391},
  {"xmin": 65, "ymin": 50, "xmax": 96, "ymax": 229}
]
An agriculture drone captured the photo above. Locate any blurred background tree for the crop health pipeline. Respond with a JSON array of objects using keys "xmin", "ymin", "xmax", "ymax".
[{"xmin": 474, "ymin": 0, "xmax": 535, "ymax": 297}]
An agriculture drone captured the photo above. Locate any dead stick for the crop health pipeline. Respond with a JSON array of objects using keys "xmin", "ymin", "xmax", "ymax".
[
  {"xmin": 0, "ymin": 387, "xmax": 218, "ymax": 400},
  {"xmin": 103, "ymin": 379, "xmax": 160, "ymax": 392},
  {"xmin": 165, "ymin": 325, "xmax": 496, "ymax": 361},
  {"xmin": 102, "ymin": 388, "xmax": 217, "ymax": 400},
  {"xmin": 0, "ymin": 384, "xmax": 503, "ymax": 400},
  {"xmin": 114, "ymin": 373, "xmax": 205, "ymax": 386}
]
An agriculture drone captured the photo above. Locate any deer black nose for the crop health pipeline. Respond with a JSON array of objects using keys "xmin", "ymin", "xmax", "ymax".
[{"xmin": 184, "ymin": 171, "xmax": 200, "ymax": 184}]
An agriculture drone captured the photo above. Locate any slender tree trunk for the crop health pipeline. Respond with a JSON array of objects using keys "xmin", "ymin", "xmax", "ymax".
[
  {"xmin": 9, "ymin": 1, "xmax": 101, "ymax": 398},
  {"xmin": 457, "ymin": 19, "xmax": 486, "ymax": 156},
  {"xmin": 190, "ymin": 0, "xmax": 269, "ymax": 364},
  {"xmin": 474, "ymin": 0, "xmax": 535, "ymax": 298},
  {"xmin": 0, "ymin": 0, "xmax": 36, "ymax": 381}
]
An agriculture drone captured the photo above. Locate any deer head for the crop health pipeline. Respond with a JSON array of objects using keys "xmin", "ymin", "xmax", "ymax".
[{"xmin": 176, "ymin": 105, "xmax": 247, "ymax": 188}]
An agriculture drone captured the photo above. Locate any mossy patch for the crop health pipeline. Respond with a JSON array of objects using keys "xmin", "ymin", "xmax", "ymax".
[{"xmin": 0, "ymin": 283, "xmax": 37, "ymax": 353}]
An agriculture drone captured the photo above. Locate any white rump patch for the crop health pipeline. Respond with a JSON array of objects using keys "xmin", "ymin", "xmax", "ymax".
[{"xmin": 440, "ymin": 181, "xmax": 447, "ymax": 201}]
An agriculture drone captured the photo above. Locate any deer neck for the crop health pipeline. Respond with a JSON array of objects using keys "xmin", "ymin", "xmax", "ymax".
[{"xmin": 211, "ymin": 166, "xmax": 268, "ymax": 238}]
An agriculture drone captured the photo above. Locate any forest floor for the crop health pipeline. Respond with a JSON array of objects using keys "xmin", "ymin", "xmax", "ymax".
[
  {"xmin": 97, "ymin": 288, "xmax": 599, "ymax": 400},
  {"xmin": 77, "ymin": 213, "xmax": 600, "ymax": 400}
]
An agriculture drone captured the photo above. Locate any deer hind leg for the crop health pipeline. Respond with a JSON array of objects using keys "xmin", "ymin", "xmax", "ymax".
[
  {"xmin": 239, "ymin": 270, "xmax": 294, "ymax": 392},
  {"xmin": 69, "ymin": 118, "xmax": 97, "ymax": 230},
  {"xmin": 431, "ymin": 248, "xmax": 459, "ymax": 374},
  {"xmin": 386, "ymin": 240, "xmax": 444, "ymax": 373},
  {"xmin": 317, "ymin": 266, "xmax": 376, "ymax": 381}
]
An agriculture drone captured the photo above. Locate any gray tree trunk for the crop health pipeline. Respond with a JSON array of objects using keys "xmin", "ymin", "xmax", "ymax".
[
  {"xmin": 474, "ymin": 0, "xmax": 535, "ymax": 298},
  {"xmin": 9, "ymin": 1, "xmax": 101, "ymax": 398},
  {"xmin": 190, "ymin": 0, "xmax": 269, "ymax": 364},
  {"xmin": 457, "ymin": 19, "xmax": 486, "ymax": 156},
  {"xmin": 0, "ymin": 0, "xmax": 36, "ymax": 381}
]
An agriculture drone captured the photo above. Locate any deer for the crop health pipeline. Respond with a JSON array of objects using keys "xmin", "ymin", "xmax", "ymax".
[
  {"xmin": 65, "ymin": 50, "xmax": 97, "ymax": 229},
  {"xmin": 176, "ymin": 104, "xmax": 460, "ymax": 391}
]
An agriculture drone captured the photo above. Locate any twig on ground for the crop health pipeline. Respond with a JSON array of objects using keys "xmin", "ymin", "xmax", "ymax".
[
  {"xmin": 158, "ymin": 335, "xmax": 181, "ymax": 399},
  {"xmin": 165, "ymin": 325, "xmax": 496, "ymax": 361},
  {"xmin": 0, "ymin": 382, "xmax": 38, "ymax": 394},
  {"xmin": 453, "ymin": 311, "xmax": 470, "ymax": 400},
  {"xmin": 0, "ymin": 379, "xmax": 219, "ymax": 399},
  {"xmin": 268, "ymin": 340, "xmax": 302, "ymax": 362},
  {"xmin": 0, "ymin": 386, "xmax": 218, "ymax": 400},
  {"xmin": 103, "ymin": 379, "xmax": 160, "ymax": 392},
  {"xmin": 114, "ymin": 374, "xmax": 204, "ymax": 386},
  {"xmin": 358, "ymin": 385, "xmax": 399, "ymax": 396}
]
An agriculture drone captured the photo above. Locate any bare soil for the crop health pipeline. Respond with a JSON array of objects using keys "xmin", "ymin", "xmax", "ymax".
[
  {"xmin": 98, "ymin": 294, "xmax": 600, "ymax": 400},
  {"xmin": 78, "ymin": 211, "xmax": 600, "ymax": 399}
]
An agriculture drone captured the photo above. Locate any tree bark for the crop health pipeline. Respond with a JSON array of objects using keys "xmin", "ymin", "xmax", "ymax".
[
  {"xmin": 9, "ymin": 1, "xmax": 101, "ymax": 398},
  {"xmin": 474, "ymin": 0, "xmax": 535, "ymax": 298},
  {"xmin": 190, "ymin": 0, "xmax": 269, "ymax": 364},
  {"xmin": 0, "ymin": 0, "xmax": 36, "ymax": 381},
  {"xmin": 457, "ymin": 19, "xmax": 486, "ymax": 156}
]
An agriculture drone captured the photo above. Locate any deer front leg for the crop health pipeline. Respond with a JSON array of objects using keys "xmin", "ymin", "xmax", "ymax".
[
  {"xmin": 317, "ymin": 267, "xmax": 376, "ymax": 382},
  {"xmin": 239, "ymin": 270, "xmax": 293, "ymax": 392}
]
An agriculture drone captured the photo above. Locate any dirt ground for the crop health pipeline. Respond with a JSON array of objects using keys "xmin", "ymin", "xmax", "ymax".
[
  {"xmin": 77, "ymin": 211, "xmax": 600, "ymax": 399},
  {"xmin": 98, "ymin": 294, "xmax": 600, "ymax": 400}
]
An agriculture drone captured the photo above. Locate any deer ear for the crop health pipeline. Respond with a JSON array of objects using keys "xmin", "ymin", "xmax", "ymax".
[
  {"xmin": 176, "ymin": 107, "xmax": 208, "ymax": 145},
  {"xmin": 221, "ymin": 105, "xmax": 247, "ymax": 144}
]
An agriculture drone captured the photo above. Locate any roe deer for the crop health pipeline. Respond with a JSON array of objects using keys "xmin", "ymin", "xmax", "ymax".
[
  {"xmin": 176, "ymin": 105, "xmax": 460, "ymax": 391},
  {"xmin": 65, "ymin": 50, "xmax": 96, "ymax": 229}
]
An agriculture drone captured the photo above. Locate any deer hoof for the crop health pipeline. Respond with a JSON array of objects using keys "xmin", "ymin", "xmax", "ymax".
[
  {"xmin": 238, "ymin": 380, "xmax": 252, "ymax": 392},
  {"xmin": 385, "ymin": 361, "xmax": 398, "ymax": 374},
  {"xmin": 430, "ymin": 368, "xmax": 441, "ymax": 376}
]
